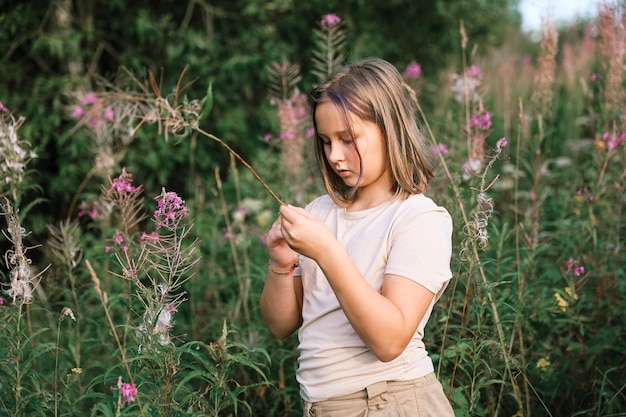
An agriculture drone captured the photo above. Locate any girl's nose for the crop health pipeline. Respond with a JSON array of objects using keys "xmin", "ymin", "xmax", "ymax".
[{"xmin": 327, "ymin": 143, "xmax": 345, "ymax": 163}]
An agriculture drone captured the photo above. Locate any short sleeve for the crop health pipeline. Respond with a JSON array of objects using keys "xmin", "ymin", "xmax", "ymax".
[{"xmin": 385, "ymin": 208, "xmax": 453, "ymax": 296}]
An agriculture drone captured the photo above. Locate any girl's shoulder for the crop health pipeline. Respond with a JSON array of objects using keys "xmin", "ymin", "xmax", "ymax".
[
  {"xmin": 397, "ymin": 193, "xmax": 441, "ymax": 211},
  {"xmin": 392, "ymin": 193, "xmax": 452, "ymax": 225}
]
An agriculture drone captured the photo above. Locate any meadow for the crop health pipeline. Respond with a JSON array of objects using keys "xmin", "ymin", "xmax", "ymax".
[{"xmin": 1, "ymin": 4, "xmax": 625, "ymax": 417}]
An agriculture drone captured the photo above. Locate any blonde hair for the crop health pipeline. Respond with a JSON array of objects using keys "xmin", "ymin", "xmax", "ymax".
[{"xmin": 310, "ymin": 57, "xmax": 434, "ymax": 206}]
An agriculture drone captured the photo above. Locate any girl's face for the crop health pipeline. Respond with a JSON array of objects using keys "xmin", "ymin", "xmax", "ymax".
[{"xmin": 315, "ymin": 102, "xmax": 392, "ymax": 201}]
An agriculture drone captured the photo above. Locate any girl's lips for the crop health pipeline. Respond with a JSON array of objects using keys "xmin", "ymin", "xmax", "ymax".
[{"xmin": 337, "ymin": 169, "xmax": 351, "ymax": 177}]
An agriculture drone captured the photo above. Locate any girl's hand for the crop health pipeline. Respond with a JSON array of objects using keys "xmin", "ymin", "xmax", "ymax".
[
  {"xmin": 266, "ymin": 215, "xmax": 299, "ymax": 268},
  {"xmin": 279, "ymin": 204, "xmax": 337, "ymax": 260}
]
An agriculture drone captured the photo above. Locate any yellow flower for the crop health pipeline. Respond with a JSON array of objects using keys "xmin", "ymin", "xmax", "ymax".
[
  {"xmin": 564, "ymin": 286, "xmax": 578, "ymax": 301},
  {"xmin": 554, "ymin": 292, "xmax": 568, "ymax": 312},
  {"xmin": 536, "ymin": 357, "xmax": 551, "ymax": 370},
  {"xmin": 594, "ymin": 138, "xmax": 606, "ymax": 151}
]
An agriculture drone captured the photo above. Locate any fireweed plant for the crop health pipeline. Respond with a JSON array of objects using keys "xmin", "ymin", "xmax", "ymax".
[
  {"xmin": 2, "ymin": 8, "xmax": 626, "ymax": 417},
  {"xmin": 1, "ymin": 90, "xmax": 272, "ymax": 415}
]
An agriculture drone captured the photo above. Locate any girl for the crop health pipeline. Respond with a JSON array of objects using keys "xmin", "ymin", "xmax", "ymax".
[{"xmin": 261, "ymin": 57, "xmax": 455, "ymax": 416}]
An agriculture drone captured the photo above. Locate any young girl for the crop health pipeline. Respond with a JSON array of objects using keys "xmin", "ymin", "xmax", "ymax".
[{"xmin": 261, "ymin": 57, "xmax": 455, "ymax": 416}]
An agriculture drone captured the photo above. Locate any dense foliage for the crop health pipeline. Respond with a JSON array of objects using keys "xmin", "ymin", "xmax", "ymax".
[{"xmin": 2, "ymin": 1, "xmax": 625, "ymax": 416}]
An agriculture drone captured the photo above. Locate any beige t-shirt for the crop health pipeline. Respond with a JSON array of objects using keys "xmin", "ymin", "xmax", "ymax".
[{"xmin": 294, "ymin": 193, "xmax": 453, "ymax": 403}]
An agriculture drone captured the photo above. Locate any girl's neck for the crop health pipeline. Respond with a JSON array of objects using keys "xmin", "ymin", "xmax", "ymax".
[{"xmin": 346, "ymin": 188, "xmax": 395, "ymax": 212}]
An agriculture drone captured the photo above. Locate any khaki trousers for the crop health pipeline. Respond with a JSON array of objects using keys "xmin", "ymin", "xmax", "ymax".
[{"xmin": 302, "ymin": 373, "xmax": 454, "ymax": 417}]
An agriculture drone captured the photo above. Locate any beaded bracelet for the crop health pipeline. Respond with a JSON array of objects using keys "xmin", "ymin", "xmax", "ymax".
[{"xmin": 268, "ymin": 258, "xmax": 301, "ymax": 275}]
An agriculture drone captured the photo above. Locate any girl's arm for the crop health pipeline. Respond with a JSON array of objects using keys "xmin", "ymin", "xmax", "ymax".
[
  {"xmin": 279, "ymin": 204, "xmax": 436, "ymax": 362},
  {"xmin": 260, "ymin": 216, "xmax": 303, "ymax": 339}
]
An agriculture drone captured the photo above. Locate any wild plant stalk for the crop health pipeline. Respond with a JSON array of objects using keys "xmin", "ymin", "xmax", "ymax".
[
  {"xmin": 419, "ymin": 26, "xmax": 521, "ymax": 412},
  {"xmin": 460, "ymin": 21, "xmax": 473, "ymax": 158},
  {"xmin": 311, "ymin": 14, "xmax": 346, "ymax": 84},
  {"xmin": 415, "ymin": 97, "xmax": 519, "ymax": 413},
  {"xmin": 513, "ymin": 99, "xmax": 535, "ymax": 417},
  {"xmin": 214, "ymin": 164, "xmax": 253, "ymax": 326},
  {"xmin": 46, "ymin": 219, "xmax": 84, "ymax": 378},
  {"xmin": 86, "ymin": 259, "xmax": 145, "ymax": 417},
  {"xmin": 54, "ymin": 307, "xmax": 75, "ymax": 417}
]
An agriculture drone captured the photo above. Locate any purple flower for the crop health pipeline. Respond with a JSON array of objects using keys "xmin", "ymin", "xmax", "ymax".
[
  {"xmin": 431, "ymin": 143, "xmax": 449, "ymax": 156},
  {"xmin": 496, "ymin": 137, "xmax": 508, "ymax": 149},
  {"xmin": 120, "ymin": 383, "xmax": 137, "ymax": 403},
  {"xmin": 403, "ymin": 61, "xmax": 422, "ymax": 79},
  {"xmin": 82, "ymin": 92, "xmax": 99, "ymax": 105},
  {"xmin": 71, "ymin": 105, "xmax": 85, "ymax": 119},
  {"xmin": 109, "ymin": 171, "xmax": 137, "ymax": 194},
  {"xmin": 154, "ymin": 189, "xmax": 189, "ymax": 229},
  {"xmin": 103, "ymin": 106, "xmax": 115, "ymax": 121},
  {"xmin": 466, "ymin": 65, "xmax": 483, "ymax": 79},
  {"xmin": 279, "ymin": 131, "xmax": 296, "ymax": 140},
  {"xmin": 140, "ymin": 231, "xmax": 160, "ymax": 245},
  {"xmin": 562, "ymin": 258, "xmax": 586, "ymax": 277},
  {"xmin": 469, "ymin": 109, "xmax": 492, "ymax": 130},
  {"xmin": 0, "ymin": 101, "xmax": 8, "ymax": 112},
  {"xmin": 77, "ymin": 202, "xmax": 98, "ymax": 219},
  {"xmin": 263, "ymin": 133, "xmax": 272, "ymax": 142},
  {"xmin": 321, "ymin": 13, "xmax": 341, "ymax": 28}
]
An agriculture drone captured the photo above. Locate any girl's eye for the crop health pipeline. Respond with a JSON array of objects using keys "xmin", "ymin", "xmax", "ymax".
[{"xmin": 321, "ymin": 140, "xmax": 331, "ymax": 146}]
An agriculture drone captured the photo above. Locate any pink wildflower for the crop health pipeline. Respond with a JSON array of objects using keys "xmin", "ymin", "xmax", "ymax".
[
  {"xmin": 606, "ymin": 130, "xmax": 624, "ymax": 150},
  {"xmin": 403, "ymin": 61, "xmax": 422, "ymax": 79},
  {"xmin": 431, "ymin": 143, "xmax": 449, "ymax": 156},
  {"xmin": 0, "ymin": 297, "xmax": 4, "ymax": 305},
  {"xmin": 280, "ymin": 131, "xmax": 296, "ymax": 140},
  {"xmin": 263, "ymin": 133, "xmax": 272, "ymax": 142},
  {"xmin": 496, "ymin": 137, "xmax": 508, "ymax": 149},
  {"xmin": 109, "ymin": 171, "xmax": 137, "ymax": 194},
  {"xmin": 71, "ymin": 106, "xmax": 84, "ymax": 118},
  {"xmin": 469, "ymin": 109, "xmax": 492, "ymax": 130},
  {"xmin": 590, "ymin": 73, "xmax": 598, "ymax": 81},
  {"xmin": 103, "ymin": 106, "xmax": 115, "ymax": 121},
  {"xmin": 306, "ymin": 127, "xmax": 315, "ymax": 138},
  {"xmin": 321, "ymin": 13, "xmax": 341, "ymax": 28},
  {"xmin": 562, "ymin": 258, "xmax": 585, "ymax": 276},
  {"xmin": 120, "ymin": 383, "xmax": 137, "ymax": 403},
  {"xmin": 114, "ymin": 233, "xmax": 124, "ymax": 244},
  {"xmin": 140, "ymin": 231, "xmax": 160, "ymax": 245},
  {"xmin": 154, "ymin": 189, "xmax": 189, "ymax": 229},
  {"xmin": 0, "ymin": 101, "xmax": 7, "ymax": 112},
  {"xmin": 104, "ymin": 246, "xmax": 112, "ymax": 253},
  {"xmin": 82, "ymin": 92, "xmax": 99, "ymax": 105},
  {"xmin": 466, "ymin": 65, "xmax": 483, "ymax": 79},
  {"xmin": 77, "ymin": 202, "xmax": 98, "ymax": 219}
]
